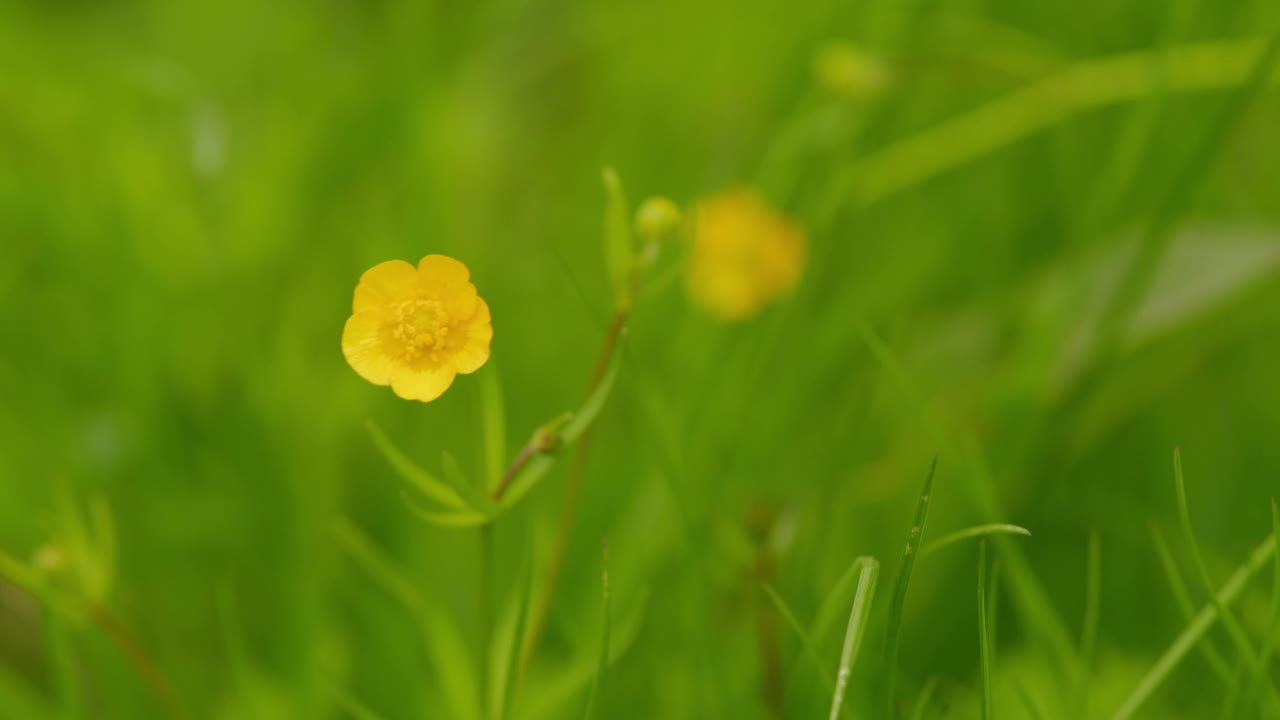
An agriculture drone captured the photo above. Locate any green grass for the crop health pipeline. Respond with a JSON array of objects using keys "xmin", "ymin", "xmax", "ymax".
[{"xmin": 3, "ymin": 0, "xmax": 1280, "ymax": 718}]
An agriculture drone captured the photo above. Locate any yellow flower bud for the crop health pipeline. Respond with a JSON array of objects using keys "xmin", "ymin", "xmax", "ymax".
[{"xmin": 634, "ymin": 197, "xmax": 683, "ymax": 243}]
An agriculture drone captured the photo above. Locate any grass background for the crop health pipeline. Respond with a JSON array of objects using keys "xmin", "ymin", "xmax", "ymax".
[{"xmin": 2, "ymin": 0, "xmax": 1280, "ymax": 718}]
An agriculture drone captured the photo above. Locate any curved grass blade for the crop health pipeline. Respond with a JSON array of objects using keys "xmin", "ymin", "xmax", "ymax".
[
  {"xmin": 1149, "ymin": 525, "xmax": 1231, "ymax": 679},
  {"xmin": 1240, "ymin": 499, "xmax": 1280, "ymax": 713},
  {"xmin": 828, "ymin": 557, "xmax": 879, "ymax": 720},
  {"xmin": 1112, "ymin": 531, "xmax": 1277, "ymax": 720},
  {"xmin": 760, "ymin": 582, "xmax": 836, "ymax": 695},
  {"xmin": 1172, "ymin": 449, "xmax": 1267, "ymax": 680},
  {"xmin": 883, "ymin": 457, "xmax": 937, "ymax": 716},
  {"xmin": 582, "ymin": 541, "xmax": 612, "ymax": 720},
  {"xmin": 366, "ymin": 420, "xmax": 467, "ymax": 511},
  {"xmin": 921, "ymin": 524, "xmax": 1031, "ymax": 557}
]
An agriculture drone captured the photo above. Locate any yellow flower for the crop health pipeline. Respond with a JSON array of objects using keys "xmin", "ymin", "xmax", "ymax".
[
  {"xmin": 686, "ymin": 189, "xmax": 807, "ymax": 321},
  {"xmin": 342, "ymin": 254, "xmax": 493, "ymax": 402}
]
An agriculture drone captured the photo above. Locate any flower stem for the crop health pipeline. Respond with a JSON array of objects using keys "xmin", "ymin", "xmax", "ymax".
[
  {"xmin": 491, "ymin": 445, "xmax": 535, "ymax": 502},
  {"xmin": 519, "ymin": 308, "xmax": 628, "ymax": 682}
]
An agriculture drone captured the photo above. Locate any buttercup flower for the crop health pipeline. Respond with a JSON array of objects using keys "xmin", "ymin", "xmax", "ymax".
[
  {"xmin": 342, "ymin": 254, "xmax": 493, "ymax": 402},
  {"xmin": 686, "ymin": 189, "xmax": 807, "ymax": 322}
]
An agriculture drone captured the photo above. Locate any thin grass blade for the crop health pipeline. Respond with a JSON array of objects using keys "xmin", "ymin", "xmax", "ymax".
[
  {"xmin": 582, "ymin": 541, "xmax": 613, "ymax": 720},
  {"xmin": 921, "ymin": 524, "xmax": 1031, "ymax": 556},
  {"xmin": 1112, "ymin": 531, "xmax": 1277, "ymax": 719},
  {"xmin": 828, "ymin": 557, "xmax": 879, "ymax": 720},
  {"xmin": 883, "ymin": 457, "xmax": 937, "ymax": 716},
  {"xmin": 760, "ymin": 582, "xmax": 836, "ymax": 694}
]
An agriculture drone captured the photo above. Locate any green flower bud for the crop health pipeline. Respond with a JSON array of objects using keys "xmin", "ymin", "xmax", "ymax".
[{"xmin": 634, "ymin": 196, "xmax": 683, "ymax": 243}]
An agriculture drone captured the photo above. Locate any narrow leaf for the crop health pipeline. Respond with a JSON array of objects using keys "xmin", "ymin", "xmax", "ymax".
[
  {"xmin": 602, "ymin": 167, "xmax": 633, "ymax": 309},
  {"xmin": 883, "ymin": 457, "xmax": 937, "ymax": 716},
  {"xmin": 828, "ymin": 557, "xmax": 879, "ymax": 720},
  {"xmin": 366, "ymin": 420, "xmax": 466, "ymax": 511}
]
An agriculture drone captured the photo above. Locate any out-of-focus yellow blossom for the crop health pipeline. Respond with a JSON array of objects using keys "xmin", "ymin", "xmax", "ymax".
[
  {"xmin": 813, "ymin": 42, "xmax": 890, "ymax": 100},
  {"xmin": 343, "ymin": 254, "xmax": 493, "ymax": 402},
  {"xmin": 686, "ymin": 189, "xmax": 806, "ymax": 322}
]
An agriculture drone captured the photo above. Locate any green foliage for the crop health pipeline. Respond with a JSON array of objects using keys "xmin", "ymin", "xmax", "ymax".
[{"xmin": 2, "ymin": 1, "xmax": 1280, "ymax": 718}]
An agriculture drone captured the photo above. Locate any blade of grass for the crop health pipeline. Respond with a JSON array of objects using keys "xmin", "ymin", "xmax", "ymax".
[
  {"xmin": 908, "ymin": 677, "xmax": 939, "ymax": 720},
  {"xmin": 491, "ymin": 534, "xmax": 534, "ymax": 720},
  {"xmin": 332, "ymin": 519, "xmax": 478, "ymax": 719},
  {"xmin": 1076, "ymin": 530, "xmax": 1102, "ymax": 716},
  {"xmin": 335, "ymin": 690, "xmax": 390, "ymax": 720},
  {"xmin": 883, "ymin": 457, "xmax": 938, "ymax": 717},
  {"xmin": 814, "ymin": 37, "xmax": 1280, "ymax": 219},
  {"xmin": 1092, "ymin": 34, "xmax": 1280, "ymax": 360},
  {"xmin": 45, "ymin": 598, "xmax": 82, "ymax": 720},
  {"xmin": 760, "ymin": 582, "xmax": 836, "ymax": 695},
  {"xmin": 979, "ymin": 541, "xmax": 994, "ymax": 720},
  {"xmin": 851, "ymin": 320, "xmax": 1078, "ymax": 674},
  {"xmin": 785, "ymin": 552, "xmax": 883, "ymax": 697},
  {"xmin": 1239, "ymin": 499, "xmax": 1280, "ymax": 714},
  {"xmin": 1112, "ymin": 531, "xmax": 1277, "ymax": 719},
  {"xmin": 1172, "ymin": 448, "xmax": 1268, "ymax": 681},
  {"xmin": 1149, "ymin": 525, "xmax": 1232, "ymax": 680},
  {"xmin": 989, "ymin": 557, "xmax": 1002, "ymax": 660},
  {"xmin": 1016, "ymin": 679, "xmax": 1051, "ymax": 720},
  {"xmin": 921, "ymin": 524, "xmax": 1032, "ymax": 557},
  {"xmin": 582, "ymin": 541, "xmax": 612, "ymax": 720},
  {"xmin": 828, "ymin": 557, "xmax": 879, "ymax": 720},
  {"xmin": 1080, "ymin": 530, "xmax": 1102, "ymax": 662}
]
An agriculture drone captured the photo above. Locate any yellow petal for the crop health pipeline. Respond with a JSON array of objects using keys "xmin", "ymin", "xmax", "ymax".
[
  {"xmin": 354, "ymin": 260, "xmax": 419, "ymax": 313},
  {"xmin": 451, "ymin": 299, "xmax": 493, "ymax": 374},
  {"xmin": 419, "ymin": 254, "xmax": 478, "ymax": 315},
  {"xmin": 342, "ymin": 311, "xmax": 395, "ymax": 385},
  {"xmin": 419, "ymin": 254, "xmax": 471, "ymax": 285},
  {"xmin": 390, "ymin": 364, "xmax": 458, "ymax": 402}
]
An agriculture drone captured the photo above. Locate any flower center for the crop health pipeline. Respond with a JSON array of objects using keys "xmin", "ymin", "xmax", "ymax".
[{"xmin": 391, "ymin": 299, "xmax": 451, "ymax": 363}]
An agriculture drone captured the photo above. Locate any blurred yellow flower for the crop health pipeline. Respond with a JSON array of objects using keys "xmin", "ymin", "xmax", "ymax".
[
  {"xmin": 343, "ymin": 254, "xmax": 493, "ymax": 402},
  {"xmin": 687, "ymin": 189, "xmax": 807, "ymax": 321}
]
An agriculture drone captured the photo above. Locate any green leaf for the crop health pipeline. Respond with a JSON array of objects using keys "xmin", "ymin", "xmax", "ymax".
[
  {"xmin": 441, "ymin": 450, "xmax": 496, "ymax": 514},
  {"xmin": 366, "ymin": 420, "xmax": 467, "ymax": 511},
  {"xmin": 403, "ymin": 496, "xmax": 492, "ymax": 528},
  {"xmin": 602, "ymin": 167, "xmax": 633, "ymax": 310}
]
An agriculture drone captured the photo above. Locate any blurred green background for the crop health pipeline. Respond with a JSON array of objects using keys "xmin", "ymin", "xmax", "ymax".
[{"xmin": 3, "ymin": 0, "xmax": 1280, "ymax": 718}]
